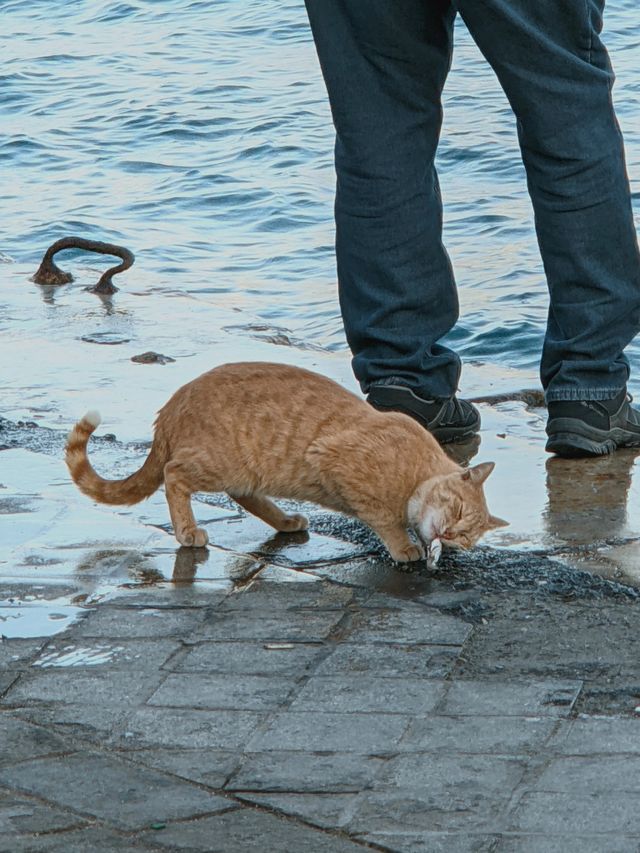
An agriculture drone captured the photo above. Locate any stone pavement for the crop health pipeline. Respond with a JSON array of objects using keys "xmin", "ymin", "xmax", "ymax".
[
  {"xmin": 3, "ymin": 538, "xmax": 640, "ymax": 852},
  {"xmin": 3, "ymin": 431, "xmax": 640, "ymax": 851}
]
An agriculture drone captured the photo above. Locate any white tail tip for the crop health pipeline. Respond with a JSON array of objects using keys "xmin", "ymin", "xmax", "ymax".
[{"xmin": 83, "ymin": 410, "xmax": 102, "ymax": 428}]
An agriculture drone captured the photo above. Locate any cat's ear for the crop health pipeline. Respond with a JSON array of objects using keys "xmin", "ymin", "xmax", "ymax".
[
  {"xmin": 461, "ymin": 461, "xmax": 495, "ymax": 485},
  {"xmin": 489, "ymin": 515, "xmax": 509, "ymax": 528}
]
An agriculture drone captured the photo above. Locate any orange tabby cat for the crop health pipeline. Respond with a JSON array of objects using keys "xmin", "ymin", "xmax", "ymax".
[{"xmin": 65, "ymin": 362, "xmax": 506, "ymax": 561}]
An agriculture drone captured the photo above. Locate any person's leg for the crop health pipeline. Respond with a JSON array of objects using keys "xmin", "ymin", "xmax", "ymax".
[
  {"xmin": 304, "ymin": 0, "xmax": 461, "ymax": 400},
  {"xmin": 455, "ymin": 0, "xmax": 640, "ymax": 407}
]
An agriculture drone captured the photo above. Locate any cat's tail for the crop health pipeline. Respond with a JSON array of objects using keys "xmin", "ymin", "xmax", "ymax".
[{"xmin": 65, "ymin": 411, "xmax": 165, "ymax": 505}]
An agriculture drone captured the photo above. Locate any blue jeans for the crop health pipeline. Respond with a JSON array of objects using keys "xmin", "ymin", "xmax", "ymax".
[{"xmin": 304, "ymin": 0, "xmax": 640, "ymax": 401}]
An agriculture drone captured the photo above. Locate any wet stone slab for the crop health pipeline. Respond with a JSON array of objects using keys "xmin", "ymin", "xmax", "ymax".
[
  {"xmin": 237, "ymin": 792, "xmax": 357, "ymax": 831},
  {"xmin": 126, "ymin": 748, "xmax": 242, "ymax": 789},
  {"xmin": 0, "ymin": 753, "xmax": 234, "ymax": 830},
  {"xmin": 147, "ymin": 673, "xmax": 297, "ymax": 711},
  {"xmin": 70, "ymin": 605, "xmax": 209, "ymax": 639},
  {"xmin": 288, "ymin": 675, "xmax": 446, "ymax": 715},
  {"xmin": 532, "ymin": 755, "xmax": 640, "ymax": 793},
  {"xmin": 2, "ymin": 669, "xmax": 165, "ymax": 707},
  {"xmin": 0, "ymin": 672, "xmax": 18, "ymax": 696},
  {"xmin": 195, "ymin": 610, "xmax": 344, "ymax": 641},
  {"xmin": 250, "ymin": 563, "xmax": 323, "ymax": 585},
  {"xmin": 357, "ymin": 832, "xmax": 499, "ymax": 853},
  {"xmin": 0, "ymin": 500, "xmax": 61, "ymax": 555},
  {"xmin": 448, "ymin": 591, "xmax": 640, "ymax": 718},
  {"xmin": 32, "ymin": 638, "xmax": 182, "ymax": 670},
  {"xmin": 548, "ymin": 716, "xmax": 640, "ymax": 755},
  {"xmin": 8, "ymin": 827, "xmax": 158, "ymax": 853},
  {"xmin": 399, "ymin": 715, "xmax": 557, "ymax": 755},
  {"xmin": 348, "ymin": 754, "xmax": 529, "ymax": 834},
  {"xmin": 0, "ymin": 789, "xmax": 87, "ymax": 836},
  {"xmin": 114, "ymin": 707, "xmax": 266, "ymax": 750},
  {"xmin": 315, "ymin": 642, "xmax": 460, "ymax": 678},
  {"xmin": 440, "ymin": 679, "xmax": 583, "ymax": 717},
  {"xmin": 305, "ymin": 556, "xmax": 427, "ymax": 590},
  {"xmin": 373, "ymin": 750, "xmax": 529, "ymax": 790},
  {"xmin": 582, "ymin": 540, "xmax": 640, "ymax": 587},
  {"xmin": 217, "ymin": 579, "xmax": 353, "ymax": 611},
  {"xmin": 0, "ymin": 715, "xmax": 72, "ymax": 766},
  {"xmin": 247, "ymin": 711, "xmax": 411, "ymax": 754},
  {"xmin": 494, "ymin": 835, "xmax": 640, "ymax": 853},
  {"xmin": 139, "ymin": 807, "xmax": 371, "ymax": 852},
  {"xmin": 169, "ymin": 640, "xmax": 326, "ymax": 676},
  {"xmin": 104, "ymin": 582, "xmax": 231, "ymax": 608},
  {"xmin": 0, "ymin": 639, "xmax": 46, "ymax": 670},
  {"xmin": 10, "ymin": 702, "xmax": 128, "ymax": 745},
  {"xmin": 574, "ymin": 685, "xmax": 640, "ymax": 717},
  {"xmin": 508, "ymin": 791, "xmax": 640, "ymax": 835},
  {"xmin": 1, "ymin": 581, "xmax": 85, "ymax": 602},
  {"xmin": 455, "ymin": 597, "xmax": 640, "ymax": 682},
  {"xmin": 345, "ymin": 604, "xmax": 472, "ymax": 646},
  {"xmin": 226, "ymin": 751, "xmax": 386, "ymax": 793}
]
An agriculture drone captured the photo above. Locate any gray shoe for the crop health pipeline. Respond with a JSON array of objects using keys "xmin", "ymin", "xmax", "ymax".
[{"xmin": 546, "ymin": 390, "xmax": 640, "ymax": 457}]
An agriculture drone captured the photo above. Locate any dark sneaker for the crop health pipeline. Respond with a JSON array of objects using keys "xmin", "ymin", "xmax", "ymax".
[
  {"xmin": 367, "ymin": 384, "xmax": 481, "ymax": 444},
  {"xmin": 546, "ymin": 390, "xmax": 640, "ymax": 457}
]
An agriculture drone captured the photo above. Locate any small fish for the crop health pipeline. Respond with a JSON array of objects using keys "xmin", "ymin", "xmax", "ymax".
[{"xmin": 428, "ymin": 537, "xmax": 442, "ymax": 567}]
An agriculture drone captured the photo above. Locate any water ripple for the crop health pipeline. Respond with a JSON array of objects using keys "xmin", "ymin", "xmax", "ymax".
[{"xmin": 2, "ymin": 0, "xmax": 640, "ymax": 379}]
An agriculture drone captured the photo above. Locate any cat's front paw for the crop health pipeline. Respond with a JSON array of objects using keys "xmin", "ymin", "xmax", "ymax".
[
  {"xmin": 278, "ymin": 513, "xmax": 309, "ymax": 533},
  {"xmin": 177, "ymin": 526, "xmax": 209, "ymax": 548},
  {"xmin": 390, "ymin": 542, "xmax": 425, "ymax": 563}
]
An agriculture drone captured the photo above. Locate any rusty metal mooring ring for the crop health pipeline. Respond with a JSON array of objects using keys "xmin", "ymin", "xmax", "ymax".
[{"xmin": 31, "ymin": 237, "xmax": 134, "ymax": 294}]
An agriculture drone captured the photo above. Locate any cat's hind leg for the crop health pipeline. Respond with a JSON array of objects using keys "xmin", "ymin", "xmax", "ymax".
[
  {"xmin": 164, "ymin": 460, "xmax": 209, "ymax": 547},
  {"xmin": 229, "ymin": 493, "xmax": 308, "ymax": 533}
]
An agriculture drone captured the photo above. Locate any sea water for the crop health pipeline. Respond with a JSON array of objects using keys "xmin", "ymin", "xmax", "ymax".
[{"xmin": 1, "ymin": 0, "xmax": 639, "ymax": 435}]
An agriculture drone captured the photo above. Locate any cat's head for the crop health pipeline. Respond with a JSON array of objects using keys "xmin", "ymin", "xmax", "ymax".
[{"xmin": 407, "ymin": 461, "xmax": 507, "ymax": 549}]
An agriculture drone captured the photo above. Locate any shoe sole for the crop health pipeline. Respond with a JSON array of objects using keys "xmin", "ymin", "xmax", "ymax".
[
  {"xmin": 546, "ymin": 417, "xmax": 640, "ymax": 458},
  {"xmin": 370, "ymin": 403, "xmax": 481, "ymax": 445}
]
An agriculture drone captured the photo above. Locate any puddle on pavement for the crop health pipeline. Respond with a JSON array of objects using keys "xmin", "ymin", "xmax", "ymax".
[
  {"xmin": 32, "ymin": 642, "xmax": 126, "ymax": 668},
  {"xmin": 1, "ymin": 445, "xmax": 340, "ymax": 636},
  {"xmin": 477, "ymin": 402, "xmax": 640, "ymax": 584},
  {"xmin": 4, "ymin": 341, "xmax": 640, "ymax": 639},
  {"xmin": 0, "ymin": 598, "xmax": 88, "ymax": 640}
]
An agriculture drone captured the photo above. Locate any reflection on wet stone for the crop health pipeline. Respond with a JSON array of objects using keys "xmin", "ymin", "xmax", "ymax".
[
  {"xmin": 442, "ymin": 433, "xmax": 481, "ymax": 466},
  {"xmin": 544, "ymin": 452, "xmax": 638, "ymax": 545},
  {"xmin": 172, "ymin": 546, "xmax": 210, "ymax": 584},
  {"xmin": 204, "ymin": 514, "xmax": 369, "ymax": 564}
]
